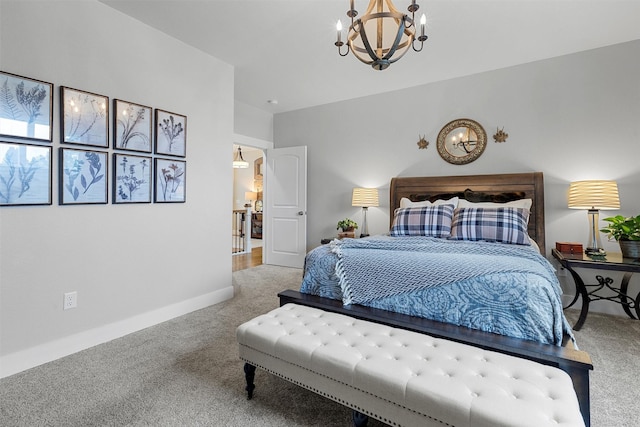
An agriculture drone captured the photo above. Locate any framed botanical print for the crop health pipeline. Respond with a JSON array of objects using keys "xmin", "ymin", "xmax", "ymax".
[
  {"xmin": 60, "ymin": 86, "xmax": 109, "ymax": 147},
  {"xmin": 113, "ymin": 153, "xmax": 152, "ymax": 203},
  {"xmin": 155, "ymin": 109, "xmax": 186, "ymax": 157},
  {"xmin": 113, "ymin": 99, "xmax": 152, "ymax": 153},
  {"xmin": 155, "ymin": 158, "xmax": 185, "ymax": 203},
  {"xmin": 0, "ymin": 141, "xmax": 52, "ymax": 206},
  {"xmin": 0, "ymin": 71, "xmax": 53, "ymax": 142},
  {"xmin": 59, "ymin": 148, "xmax": 108, "ymax": 205}
]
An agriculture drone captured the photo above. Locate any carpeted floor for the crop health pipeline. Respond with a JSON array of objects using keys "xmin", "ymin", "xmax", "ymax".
[{"xmin": 0, "ymin": 265, "xmax": 637, "ymax": 426}]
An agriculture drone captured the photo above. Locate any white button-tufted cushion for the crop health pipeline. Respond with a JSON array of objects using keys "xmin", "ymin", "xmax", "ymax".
[{"xmin": 237, "ymin": 303, "xmax": 585, "ymax": 427}]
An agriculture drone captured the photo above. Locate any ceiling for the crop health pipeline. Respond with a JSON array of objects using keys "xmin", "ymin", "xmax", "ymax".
[{"xmin": 100, "ymin": 0, "xmax": 640, "ymax": 114}]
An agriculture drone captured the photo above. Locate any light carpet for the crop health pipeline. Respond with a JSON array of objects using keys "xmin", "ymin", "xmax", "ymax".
[{"xmin": 0, "ymin": 265, "xmax": 637, "ymax": 426}]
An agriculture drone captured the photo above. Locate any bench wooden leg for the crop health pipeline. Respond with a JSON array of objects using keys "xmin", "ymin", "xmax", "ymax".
[
  {"xmin": 352, "ymin": 410, "xmax": 368, "ymax": 427},
  {"xmin": 244, "ymin": 363, "xmax": 256, "ymax": 400}
]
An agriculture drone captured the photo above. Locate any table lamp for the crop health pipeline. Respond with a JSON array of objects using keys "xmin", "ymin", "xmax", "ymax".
[
  {"xmin": 244, "ymin": 191, "xmax": 258, "ymax": 209},
  {"xmin": 352, "ymin": 188, "xmax": 379, "ymax": 238},
  {"xmin": 568, "ymin": 180, "xmax": 620, "ymax": 255}
]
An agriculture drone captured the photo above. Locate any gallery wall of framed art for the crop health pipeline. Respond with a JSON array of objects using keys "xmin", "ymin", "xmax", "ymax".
[{"xmin": 0, "ymin": 70, "xmax": 188, "ymax": 208}]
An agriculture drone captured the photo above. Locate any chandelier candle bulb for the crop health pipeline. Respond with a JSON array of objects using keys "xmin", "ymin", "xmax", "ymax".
[
  {"xmin": 420, "ymin": 14, "xmax": 426, "ymax": 37},
  {"xmin": 336, "ymin": 20, "xmax": 342, "ymax": 43}
]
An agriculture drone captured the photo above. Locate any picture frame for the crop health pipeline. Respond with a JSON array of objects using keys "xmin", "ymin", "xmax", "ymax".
[
  {"xmin": 0, "ymin": 71, "xmax": 53, "ymax": 142},
  {"xmin": 113, "ymin": 99, "xmax": 152, "ymax": 153},
  {"xmin": 113, "ymin": 153, "xmax": 152, "ymax": 204},
  {"xmin": 60, "ymin": 86, "xmax": 109, "ymax": 147},
  {"xmin": 0, "ymin": 141, "xmax": 52, "ymax": 206},
  {"xmin": 155, "ymin": 158, "xmax": 186, "ymax": 203},
  {"xmin": 155, "ymin": 109, "xmax": 186, "ymax": 157},
  {"xmin": 254, "ymin": 157, "xmax": 263, "ymax": 180},
  {"xmin": 59, "ymin": 148, "xmax": 108, "ymax": 205},
  {"xmin": 436, "ymin": 118, "xmax": 487, "ymax": 165}
]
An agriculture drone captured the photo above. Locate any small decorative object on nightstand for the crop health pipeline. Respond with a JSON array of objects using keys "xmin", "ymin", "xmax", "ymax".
[
  {"xmin": 337, "ymin": 218, "xmax": 358, "ymax": 239},
  {"xmin": 600, "ymin": 214, "xmax": 640, "ymax": 259},
  {"xmin": 555, "ymin": 242, "xmax": 583, "ymax": 255}
]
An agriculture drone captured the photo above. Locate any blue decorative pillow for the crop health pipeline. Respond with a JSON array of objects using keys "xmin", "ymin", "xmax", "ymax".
[
  {"xmin": 390, "ymin": 204, "xmax": 455, "ymax": 237},
  {"xmin": 449, "ymin": 207, "xmax": 531, "ymax": 245}
]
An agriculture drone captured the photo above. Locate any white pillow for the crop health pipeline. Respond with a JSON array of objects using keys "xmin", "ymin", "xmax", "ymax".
[
  {"xmin": 400, "ymin": 196, "xmax": 459, "ymax": 209},
  {"xmin": 457, "ymin": 198, "xmax": 532, "ymax": 210}
]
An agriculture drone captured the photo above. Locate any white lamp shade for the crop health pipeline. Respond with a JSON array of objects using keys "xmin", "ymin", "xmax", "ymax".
[
  {"xmin": 568, "ymin": 180, "xmax": 620, "ymax": 210},
  {"xmin": 245, "ymin": 191, "xmax": 258, "ymax": 201},
  {"xmin": 233, "ymin": 147, "xmax": 249, "ymax": 168},
  {"xmin": 352, "ymin": 188, "xmax": 379, "ymax": 207}
]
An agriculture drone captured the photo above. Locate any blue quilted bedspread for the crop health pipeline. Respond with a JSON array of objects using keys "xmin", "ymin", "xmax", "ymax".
[{"xmin": 300, "ymin": 235, "xmax": 574, "ymax": 345}]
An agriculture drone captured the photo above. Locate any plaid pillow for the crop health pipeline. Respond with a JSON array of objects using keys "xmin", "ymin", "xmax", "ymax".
[
  {"xmin": 390, "ymin": 204, "xmax": 455, "ymax": 237},
  {"xmin": 449, "ymin": 207, "xmax": 531, "ymax": 245}
]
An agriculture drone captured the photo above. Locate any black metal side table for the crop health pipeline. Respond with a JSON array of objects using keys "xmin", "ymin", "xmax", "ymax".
[{"xmin": 552, "ymin": 248, "xmax": 640, "ymax": 330}]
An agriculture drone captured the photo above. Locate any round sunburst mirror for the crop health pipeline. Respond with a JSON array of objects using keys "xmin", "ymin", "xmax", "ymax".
[{"xmin": 436, "ymin": 118, "xmax": 487, "ymax": 165}]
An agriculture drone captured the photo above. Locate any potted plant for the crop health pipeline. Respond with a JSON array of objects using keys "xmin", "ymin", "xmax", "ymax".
[
  {"xmin": 337, "ymin": 218, "xmax": 358, "ymax": 238},
  {"xmin": 600, "ymin": 214, "xmax": 640, "ymax": 259}
]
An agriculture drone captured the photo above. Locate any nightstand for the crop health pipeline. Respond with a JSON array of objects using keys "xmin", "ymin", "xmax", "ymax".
[{"xmin": 552, "ymin": 248, "xmax": 640, "ymax": 330}]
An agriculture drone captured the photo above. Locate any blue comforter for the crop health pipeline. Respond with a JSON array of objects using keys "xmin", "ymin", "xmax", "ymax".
[{"xmin": 300, "ymin": 235, "xmax": 573, "ymax": 345}]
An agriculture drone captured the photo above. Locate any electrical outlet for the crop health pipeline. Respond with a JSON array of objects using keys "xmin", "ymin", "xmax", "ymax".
[{"xmin": 63, "ymin": 291, "xmax": 77, "ymax": 310}]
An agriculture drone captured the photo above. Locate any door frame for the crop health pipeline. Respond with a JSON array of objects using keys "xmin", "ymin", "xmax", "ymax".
[{"xmin": 232, "ymin": 134, "xmax": 273, "ymax": 263}]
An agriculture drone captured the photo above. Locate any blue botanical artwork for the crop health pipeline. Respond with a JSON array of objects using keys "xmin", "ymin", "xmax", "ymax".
[
  {"xmin": 155, "ymin": 109, "xmax": 186, "ymax": 157},
  {"xmin": 155, "ymin": 158, "xmax": 185, "ymax": 203},
  {"xmin": 114, "ymin": 99, "xmax": 152, "ymax": 153},
  {"xmin": 60, "ymin": 148, "xmax": 107, "ymax": 204},
  {"xmin": 0, "ymin": 71, "xmax": 53, "ymax": 141},
  {"xmin": 114, "ymin": 154, "xmax": 151, "ymax": 203},
  {"xmin": 61, "ymin": 87, "xmax": 108, "ymax": 147},
  {"xmin": 0, "ymin": 142, "xmax": 51, "ymax": 206}
]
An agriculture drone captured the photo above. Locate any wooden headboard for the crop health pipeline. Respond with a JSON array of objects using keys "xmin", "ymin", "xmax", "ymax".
[{"xmin": 389, "ymin": 172, "xmax": 546, "ymax": 255}]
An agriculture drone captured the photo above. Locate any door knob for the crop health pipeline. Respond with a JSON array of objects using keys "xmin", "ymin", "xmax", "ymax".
[{"xmin": 298, "ymin": 211, "xmax": 305, "ymax": 215}]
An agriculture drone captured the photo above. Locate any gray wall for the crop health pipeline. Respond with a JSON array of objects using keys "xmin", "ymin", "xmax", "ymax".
[
  {"xmin": 0, "ymin": 1, "xmax": 234, "ymax": 376},
  {"xmin": 274, "ymin": 40, "xmax": 640, "ymax": 315}
]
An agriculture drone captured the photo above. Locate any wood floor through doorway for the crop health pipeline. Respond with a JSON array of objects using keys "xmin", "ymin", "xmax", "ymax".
[{"xmin": 232, "ymin": 247, "xmax": 262, "ymax": 272}]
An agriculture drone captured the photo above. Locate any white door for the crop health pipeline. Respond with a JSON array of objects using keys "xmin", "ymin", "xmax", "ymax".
[{"xmin": 264, "ymin": 146, "xmax": 307, "ymax": 268}]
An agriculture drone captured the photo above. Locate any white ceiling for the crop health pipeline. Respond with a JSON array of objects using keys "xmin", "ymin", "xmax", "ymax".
[{"xmin": 100, "ymin": 0, "xmax": 640, "ymax": 114}]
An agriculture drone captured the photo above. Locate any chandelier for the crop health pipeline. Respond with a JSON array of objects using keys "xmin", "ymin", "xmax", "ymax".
[
  {"xmin": 233, "ymin": 146, "xmax": 249, "ymax": 169},
  {"xmin": 335, "ymin": 0, "xmax": 427, "ymax": 70}
]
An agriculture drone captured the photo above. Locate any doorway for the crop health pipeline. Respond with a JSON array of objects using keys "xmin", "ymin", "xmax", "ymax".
[{"xmin": 232, "ymin": 144, "xmax": 264, "ymax": 269}]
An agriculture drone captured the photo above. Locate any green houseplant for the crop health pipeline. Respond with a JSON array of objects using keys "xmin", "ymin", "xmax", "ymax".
[
  {"xmin": 337, "ymin": 218, "xmax": 358, "ymax": 232},
  {"xmin": 600, "ymin": 214, "xmax": 640, "ymax": 259}
]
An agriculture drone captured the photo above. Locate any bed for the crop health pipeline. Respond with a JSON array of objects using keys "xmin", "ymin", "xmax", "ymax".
[
  {"xmin": 300, "ymin": 172, "xmax": 567, "ymax": 344},
  {"xmin": 278, "ymin": 172, "xmax": 592, "ymax": 424}
]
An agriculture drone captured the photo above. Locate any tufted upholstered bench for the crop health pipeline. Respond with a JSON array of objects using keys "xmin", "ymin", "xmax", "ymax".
[{"xmin": 237, "ymin": 303, "xmax": 585, "ymax": 427}]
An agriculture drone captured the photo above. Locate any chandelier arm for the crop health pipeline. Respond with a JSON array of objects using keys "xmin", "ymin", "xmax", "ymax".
[
  {"xmin": 411, "ymin": 38, "xmax": 425, "ymax": 52},
  {"xmin": 337, "ymin": 42, "xmax": 351, "ymax": 57}
]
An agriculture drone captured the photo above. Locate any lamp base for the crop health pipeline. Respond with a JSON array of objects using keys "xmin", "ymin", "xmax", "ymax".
[{"xmin": 585, "ymin": 247, "xmax": 606, "ymax": 257}]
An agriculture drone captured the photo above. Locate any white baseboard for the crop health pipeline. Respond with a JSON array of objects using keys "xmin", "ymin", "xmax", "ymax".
[{"xmin": 0, "ymin": 286, "xmax": 234, "ymax": 379}]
